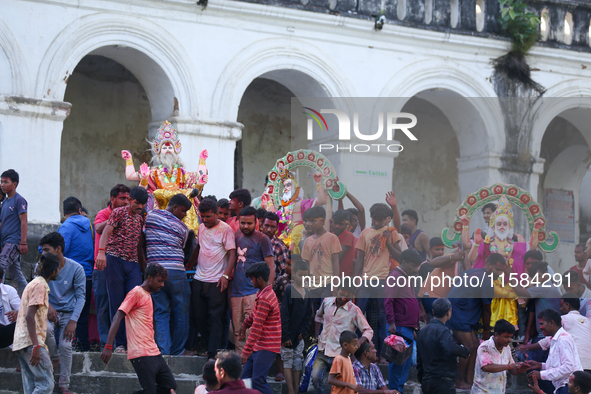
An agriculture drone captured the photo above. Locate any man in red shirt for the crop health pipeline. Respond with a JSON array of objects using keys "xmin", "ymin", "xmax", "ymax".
[
  {"xmin": 101, "ymin": 263, "xmax": 177, "ymax": 394},
  {"xmin": 331, "ymin": 210, "xmax": 357, "ymax": 277},
  {"xmin": 93, "ymin": 184, "xmax": 130, "ymax": 350},
  {"xmin": 96, "ymin": 186, "xmax": 147, "ymax": 353},
  {"xmin": 227, "ymin": 189, "xmax": 252, "ymax": 234},
  {"xmin": 238, "ymin": 262, "xmax": 281, "ymax": 394},
  {"xmin": 214, "ymin": 351, "xmax": 260, "ymax": 394}
]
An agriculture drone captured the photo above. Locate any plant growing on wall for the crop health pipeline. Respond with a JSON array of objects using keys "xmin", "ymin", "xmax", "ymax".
[{"xmin": 493, "ymin": 0, "xmax": 545, "ymax": 93}]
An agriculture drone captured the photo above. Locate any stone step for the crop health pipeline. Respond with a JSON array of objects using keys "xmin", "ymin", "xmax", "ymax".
[{"xmin": 0, "ymin": 348, "xmax": 530, "ymax": 394}]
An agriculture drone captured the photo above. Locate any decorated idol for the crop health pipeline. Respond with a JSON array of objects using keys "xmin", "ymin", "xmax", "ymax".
[
  {"xmin": 121, "ymin": 120, "xmax": 208, "ymax": 232},
  {"xmin": 462, "ymin": 195, "xmax": 543, "ymax": 275},
  {"xmin": 264, "ymin": 168, "xmax": 326, "ymax": 254}
]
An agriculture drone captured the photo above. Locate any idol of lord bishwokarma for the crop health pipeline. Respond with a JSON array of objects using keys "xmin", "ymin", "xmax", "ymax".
[
  {"xmin": 120, "ymin": 120, "xmax": 208, "ymax": 233},
  {"xmin": 461, "ymin": 195, "xmax": 544, "ymax": 329}
]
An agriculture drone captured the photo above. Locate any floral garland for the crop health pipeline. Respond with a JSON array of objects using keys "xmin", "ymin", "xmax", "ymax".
[
  {"xmin": 486, "ymin": 235, "xmax": 514, "ymax": 268},
  {"xmin": 155, "ymin": 165, "xmax": 184, "ymax": 190}
]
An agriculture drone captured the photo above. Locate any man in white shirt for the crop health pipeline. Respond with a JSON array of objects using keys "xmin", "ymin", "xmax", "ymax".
[
  {"xmin": 525, "ymin": 309, "xmax": 583, "ymax": 394},
  {"xmin": 0, "ymin": 266, "xmax": 20, "ymax": 348},
  {"xmin": 563, "ymin": 271, "xmax": 591, "ymax": 317},
  {"xmin": 560, "ymin": 295, "xmax": 591, "ymax": 373}
]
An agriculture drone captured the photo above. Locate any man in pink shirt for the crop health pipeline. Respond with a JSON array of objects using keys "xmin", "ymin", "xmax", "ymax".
[
  {"xmin": 93, "ymin": 184, "xmax": 130, "ymax": 349},
  {"xmin": 101, "ymin": 263, "xmax": 177, "ymax": 394}
]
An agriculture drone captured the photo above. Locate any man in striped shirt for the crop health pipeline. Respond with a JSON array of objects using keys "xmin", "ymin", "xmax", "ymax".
[
  {"xmin": 238, "ymin": 262, "xmax": 281, "ymax": 394},
  {"xmin": 145, "ymin": 194, "xmax": 192, "ymax": 355}
]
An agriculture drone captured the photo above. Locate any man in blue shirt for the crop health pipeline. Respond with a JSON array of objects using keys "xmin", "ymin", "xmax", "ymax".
[
  {"xmin": 0, "ymin": 169, "xmax": 28, "ymax": 293},
  {"xmin": 58, "ymin": 196, "xmax": 94, "ymax": 352},
  {"xmin": 40, "ymin": 232, "xmax": 86, "ymax": 394}
]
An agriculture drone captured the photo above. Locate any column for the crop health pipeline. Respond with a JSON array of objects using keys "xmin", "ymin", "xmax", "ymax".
[{"xmin": 0, "ymin": 95, "xmax": 71, "ymax": 225}]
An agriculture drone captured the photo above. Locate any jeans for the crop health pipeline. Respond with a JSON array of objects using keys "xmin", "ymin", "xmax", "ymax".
[
  {"xmin": 0, "ymin": 243, "xmax": 27, "ymax": 293},
  {"xmin": 311, "ymin": 350, "xmax": 334, "ymax": 394},
  {"xmin": 388, "ymin": 326, "xmax": 414, "ymax": 392},
  {"xmin": 92, "ymin": 269, "xmax": 110, "ymax": 347},
  {"xmin": 15, "ymin": 345, "xmax": 54, "ymax": 394},
  {"xmin": 356, "ymin": 282, "xmax": 387, "ymax": 357},
  {"xmin": 105, "ymin": 254, "xmax": 142, "ymax": 348},
  {"xmin": 242, "ymin": 350, "xmax": 276, "ymax": 394},
  {"xmin": 46, "ymin": 311, "xmax": 74, "ymax": 389},
  {"xmin": 153, "ymin": 269, "xmax": 191, "ymax": 355},
  {"xmin": 76, "ymin": 277, "xmax": 93, "ymax": 351},
  {"xmin": 130, "ymin": 354, "xmax": 177, "ymax": 394},
  {"xmin": 191, "ymin": 279, "xmax": 228, "ymax": 358}
]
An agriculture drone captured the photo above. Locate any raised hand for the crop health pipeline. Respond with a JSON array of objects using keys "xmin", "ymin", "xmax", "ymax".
[
  {"xmin": 460, "ymin": 214, "xmax": 470, "ymax": 227},
  {"xmin": 139, "ymin": 163, "xmax": 150, "ymax": 179},
  {"xmin": 474, "ymin": 228, "xmax": 483, "ymax": 245},
  {"xmin": 534, "ymin": 218, "xmax": 544, "ymax": 230},
  {"xmin": 385, "ymin": 191, "xmax": 397, "ymax": 206},
  {"xmin": 121, "ymin": 150, "xmax": 132, "ymax": 161},
  {"xmin": 312, "ymin": 172, "xmax": 322, "ymax": 183}
]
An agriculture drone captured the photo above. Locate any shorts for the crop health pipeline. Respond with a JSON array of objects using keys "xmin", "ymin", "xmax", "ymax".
[{"xmin": 281, "ymin": 341, "xmax": 305, "ymax": 370}]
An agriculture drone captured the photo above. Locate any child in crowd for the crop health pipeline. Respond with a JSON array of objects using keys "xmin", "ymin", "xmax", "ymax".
[
  {"xmin": 301, "ymin": 206, "xmax": 342, "ymax": 303},
  {"xmin": 281, "ymin": 258, "xmax": 313, "ymax": 394},
  {"xmin": 328, "ymin": 331, "xmax": 361, "ymax": 394},
  {"xmin": 217, "ymin": 199, "xmax": 231, "ymax": 223},
  {"xmin": 353, "ymin": 203, "xmax": 404, "ymax": 360},
  {"xmin": 239, "ymin": 262, "xmax": 281, "ymax": 394},
  {"xmin": 13, "ymin": 253, "xmax": 60, "ymax": 394},
  {"xmin": 101, "ymin": 264, "xmax": 177, "ymax": 394},
  {"xmin": 312, "ymin": 287, "xmax": 373, "ymax": 394},
  {"xmin": 195, "ymin": 360, "xmax": 220, "ymax": 394}
]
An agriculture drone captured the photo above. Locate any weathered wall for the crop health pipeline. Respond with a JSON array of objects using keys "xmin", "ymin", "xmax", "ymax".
[
  {"xmin": 60, "ymin": 55, "xmax": 150, "ymax": 219},
  {"xmin": 391, "ymin": 97, "xmax": 462, "ymax": 241},
  {"xmin": 236, "ymin": 78, "xmax": 313, "ymax": 200}
]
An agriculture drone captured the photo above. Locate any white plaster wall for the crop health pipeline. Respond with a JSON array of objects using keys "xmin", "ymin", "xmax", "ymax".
[{"xmin": 2, "ymin": 0, "xmax": 591, "ymax": 234}]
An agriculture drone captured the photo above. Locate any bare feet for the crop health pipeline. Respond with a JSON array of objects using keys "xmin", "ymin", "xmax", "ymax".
[
  {"xmin": 456, "ymin": 382, "xmax": 472, "ymax": 390},
  {"xmin": 180, "ymin": 350, "xmax": 196, "ymax": 356}
]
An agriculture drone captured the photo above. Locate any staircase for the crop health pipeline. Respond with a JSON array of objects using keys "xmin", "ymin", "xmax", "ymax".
[{"xmin": 0, "ymin": 348, "xmax": 531, "ymax": 394}]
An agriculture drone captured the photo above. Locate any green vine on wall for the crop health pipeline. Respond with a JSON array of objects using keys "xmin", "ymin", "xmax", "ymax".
[{"xmin": 493, "ymin": 0, "xmax": 546, "ymax": 93}]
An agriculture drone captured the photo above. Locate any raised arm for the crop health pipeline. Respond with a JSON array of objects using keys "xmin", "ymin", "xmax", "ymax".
[
  {"xmin": 385, "ymin": 192, "xmax": 401, "ymax": 231},
  {"xmin": 121, "ymin": 150, "xmax": 140, "ymax": 181},
  {"xmin": 529, "ymin": 218, "xmax": 544, "ymax": 251}
]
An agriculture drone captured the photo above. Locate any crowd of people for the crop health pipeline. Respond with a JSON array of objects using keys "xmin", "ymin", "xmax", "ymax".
[{"xmin": 2, "ymin": 166, "xmax": 591, "ymax": 394}]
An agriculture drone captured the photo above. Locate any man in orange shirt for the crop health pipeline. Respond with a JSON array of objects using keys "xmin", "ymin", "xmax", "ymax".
[{"xmin": 101, "ymin": 264, "xmax": 177, "ymax": 394}]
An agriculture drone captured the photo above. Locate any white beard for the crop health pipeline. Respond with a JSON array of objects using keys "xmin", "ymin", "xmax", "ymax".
[
  {"xmin": 494, "ymin": 228, "xmax": 514, "ymax": 241},
  {"xmin": 282, "ymin": 188, "xmax": 293, "ymax": 203},
  {"xmin": 152, "ymin": 151, "xmax": 184, "ymax": 169}
]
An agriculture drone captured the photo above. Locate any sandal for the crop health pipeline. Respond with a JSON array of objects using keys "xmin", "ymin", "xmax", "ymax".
[
  {"xmin": 275, "ymin": 373, "xmax": 285, "ymax": 382},
  {"xmin": 114, "ymin": 345, "xmax": 127, "ymax": 354}
]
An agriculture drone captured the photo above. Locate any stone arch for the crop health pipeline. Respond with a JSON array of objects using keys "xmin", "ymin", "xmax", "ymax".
[
  {"xmin": 529, "ymin": 79, "xmax": 591, "ymax": 158},
  {"xmin": 0, "ymin": 17, "xmax": 28, "ymax": 94},
  {"xmin": 379, "ymin": 58, "xmax": 505, "ymax": 156},
  {"xmin": 210, "ymin": 37, "xmax": 356, "ymax": 123},
  {"xmin": 35, "ymin": 13, "xmax": 201, "ymax": 121},
  {"xmin": 530, "ymin": 80, "xmax": 591, "ymax": 269}
]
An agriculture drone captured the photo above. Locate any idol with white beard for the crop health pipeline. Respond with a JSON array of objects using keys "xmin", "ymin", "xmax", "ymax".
[
  {"xmin": 120, "ymin": 120, "xmax": 208, "ymax": 232},
  {"xmin": 466, "ymin": 195, "xmax": 544, "ymax": 275}
]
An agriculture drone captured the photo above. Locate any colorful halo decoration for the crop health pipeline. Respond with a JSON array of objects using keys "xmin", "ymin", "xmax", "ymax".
[
  {"xmin": 266, "ymin": 149, "xmax": 347, "ymax": 208},
  {"xmin": 441, "ymin": 183, "xmax": 559, "ymax": 252}
]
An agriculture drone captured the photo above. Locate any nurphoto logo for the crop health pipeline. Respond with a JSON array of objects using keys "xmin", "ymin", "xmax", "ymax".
[{"xmin": 303, "ymin": 107, "xmax": 418, "ymax": 153}]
